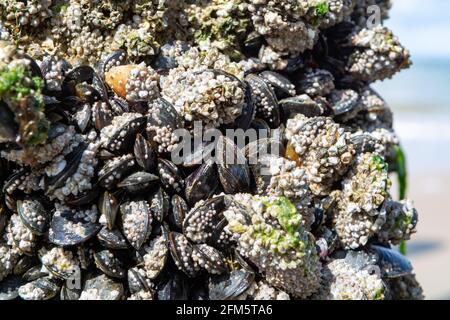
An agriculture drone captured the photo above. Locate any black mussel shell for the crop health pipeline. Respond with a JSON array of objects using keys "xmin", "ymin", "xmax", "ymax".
[
  {"xmin": 105, "ymin": 116, "xmax": 146, "ymax": 154},
  {"xmin": 157, "ymin": 158, "xmax": 184, "ymax": 193},
  {"xmin": 216, "ymin": 136, "xmax": 250, "ymax": 194},
  {"xmin": 0, "ymin": 276, "xmax": 23, "ymax": 300},
  {"xmin": 208, "ymin": 269, "xmax": 255, "ymax": 300},
  {"xmin": 169, "ymin": 195, "xmax": 189, "ymax": 231},
  {"xmin": 184, "ymin": 159, "xmax": 219, "ymax": 206},
  {"xmin": 93, "ymin": 249, "xmax": 126, "ymax": 279},
  {"xmin": 259, "ymin": 71, "xmax": 296, "ymax": 99},
  {"xmin": 246, "ymin": 74, "xmax": 280, "ymax": 128},
  {"xmin": 134, "ymin": 133, "xmax": 157, "ymax": 172},
  {"xmin": 0, "ymin": 101, "xmax": 18, "ymax": 143},
  {"xmin": 156, "ymin": 271, "xmax": 190, "ymax": 300},
  {"xmin": 49, "ymin": 209, "xmax": 101, "ymax": 247},
  {"xmin": 98, "ymin": 191, "xmax": 119, "ymax": 230},
  {"xmin": 149, "ymin": 187, "xmax": 170, "ymax": 223},
  {"xmin": 279, "ymin": 94, "xmax": 325, "ymax": 120},
  {"xmin": 98, "ymin": 154, "xmax": 136, "ymax": 190},
  {"xmin": 168, "ymin": 232, "xmax": 198, "ymax": 278},
  {"xmin": 19, "ymin": 277, "xmax": 60, "ymax": 300},
  {"xmin": 369, "ymin": 245, "xmax": 413, "ymax": 279},
  {"xmin": 17, "ymin": 199, "xmax": 49, "ymax": 235},
  {"xmin": 117, "ymin": 171, "xmax": 159, "ymax": 194},
  {"xmin": 97, "ymin": 227, "xmax": 129, "ymax": 250},
  {"xmin": 46, "ymin": 143, "xmax": 87, "ymax": 192}
]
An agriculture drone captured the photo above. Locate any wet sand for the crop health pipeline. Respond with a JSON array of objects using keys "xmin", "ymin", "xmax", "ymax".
[
  {"xmin": 395, "ymin": 170, "xmax": 450, "ymax": 299},
  {"xmin": 391, "ymin": 115, "xmax": 450, "ymax": 299}
]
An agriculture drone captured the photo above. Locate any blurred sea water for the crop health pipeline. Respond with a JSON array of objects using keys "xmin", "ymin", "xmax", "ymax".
[
  {"xmin": 371, "ymin": 1, "xmax": 450, "ymax": 298},
  {"xmin": 374, "ymin": 57, "xmax": 450, "ymax": 114},
  {"xmin": 373, "ymin": 57, "xmax": 450, "ymax": 172}
]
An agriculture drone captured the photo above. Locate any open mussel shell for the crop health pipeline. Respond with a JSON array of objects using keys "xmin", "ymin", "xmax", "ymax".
[
  {"xmin": 80, "ymin": 274, "xmax": 124, "ymax": 300},
  {"xmin": 157, "ymin": 158, "xmax": 184, "ymax": 193},
  {"xmin": 0, "ymin": 276, "xmax": 23, "ymax": 300},
  {"xmin": 369, "ymin": 245, "xmax": 413, "ymax": 279},
  {"xmin": 208, "ymin": 269, "xmax": 255, "ymax": 300},
  {"xmin": 93, "ymin": 249, "xmax": 126, "ymax": 279},
  {"xmin": 99, "ymin": 191, "xmax": 119, "ymax": 230},
  {"xmin": 117, "ymin": 171, "xmax": 159, "ymax": 194},
  {"xmin": 134, "ymin": 133, "xmax": 157, "ymax": 172},
  {"xmin": 97, "ymin": 227, "xmax": 129, "ymax": 250},
  {"xmin": 169, "ymin": 195, "xmax": 189, "ymax": 231},
  {"xmin": 149, "ymin": 187, "xmax": 170, "ymax": 222},
  {"xmin": 18, "ymin": 277, "xmax": 60, "ymax": 300},
  {"xmin": 49, "ymin": 209, "xmax": 101, "ymax": 247},
  {"xmin": 184, "ymin": 159, "xmax": 219, "ymax": 206},
  {"xmin": 279, "ymin": 94, "xmax": 325, "ymax": 120},
  {"xmin": 246, "ymin": 74, "xmax": 280, "ymax": 128},
  {"xmin": 17, "ymin": 199, "xmax": 49, "ymax": 235},
  {"xmin": 216, "ymin": 136, "xmax": 250, "ymax": 194}
]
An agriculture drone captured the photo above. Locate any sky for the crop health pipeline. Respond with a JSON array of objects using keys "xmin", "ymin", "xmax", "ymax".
[{"xmin": 386, "ymin": 0, "xmax": 450, "ymax": 58}]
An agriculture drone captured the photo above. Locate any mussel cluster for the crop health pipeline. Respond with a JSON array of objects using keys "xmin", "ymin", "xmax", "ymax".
[{"xmin": 0, "ymin": 0, "xmax": 423, "ymax": 300}]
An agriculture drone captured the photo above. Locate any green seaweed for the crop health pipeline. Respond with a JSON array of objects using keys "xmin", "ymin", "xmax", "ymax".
[
  {"xmin": 394, "ymin": 146, "xmax": 407, "ymax": 200},
  {"xmin": 394, "ymin": 145, "xmax": 409, "ymax": 256},
  {"xmin": 312, "ymin": 2, "xmax": 329, "ymax": 27},
  {"xmin": 0, "ymin": 64, "xmax": 48, "ymax": 145}
]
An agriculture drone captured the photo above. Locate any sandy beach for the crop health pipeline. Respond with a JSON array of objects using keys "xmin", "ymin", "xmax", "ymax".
[{"xmin": 391, "ymin": 115, "xmax": 450, "ymax": 299}]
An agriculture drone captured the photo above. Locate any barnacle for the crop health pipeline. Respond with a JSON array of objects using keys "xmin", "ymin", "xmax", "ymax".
[
  {"xmin": 315, "ymin": 251, "xmax": 385, "ymax": 300},
  {"xmin": 347, "ymin": 26, "xmax": 411, "ymax": 82},
  {"xmin": 223, "ymin": 194, "xmax": 321, "ymax": 298},
  {"xmin": 0, "ymin": 0, "xmax": 422, "ymax": 301},
  {"xmin": 332, "ymin": 153, "xmax": 391, "ymax": 249},
  {"xmin": 285, "ymin": 114, "xmax": 355, "ymax": 196}
]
